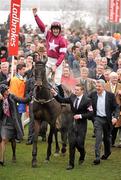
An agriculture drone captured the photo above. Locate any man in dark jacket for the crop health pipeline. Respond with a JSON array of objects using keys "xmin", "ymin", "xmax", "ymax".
[
  {"xmin": 51, "ymin": 84, "xmax": 93, "ymax": 170},
  {"xmin": 0, "ymin": 62, "xmax": 10, "ymax": 85},
  {"xmin": 0, "ymin": 84, "xmax": 31, "ymax": 166},
  {"xmin": 89, "ymin": 79, "xmax": 119, "ymax": 165}
]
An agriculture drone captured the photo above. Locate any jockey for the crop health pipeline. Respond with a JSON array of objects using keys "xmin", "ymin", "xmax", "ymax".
[{"xmin": 33, "ymin": 8, "xmax": 67, "ymax": 96}]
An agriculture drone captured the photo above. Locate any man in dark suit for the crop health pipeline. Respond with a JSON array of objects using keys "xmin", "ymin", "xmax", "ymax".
[
  {"xmin": 90, "ymin": 79, "xmax": 119, "ymax": 165},
  {"xmin": 0, "ymin": 62, "xmax": 10, "ymax": 85},
  {"xmin": 89, "ymin": 64, "xmax": 106, "ymax": 81},
  {"xmin": 90, "ymin": 34, "xmax": 99, "ymax": 51},
  {"xmin": 95, "ymin": 65, "xmax": 106, "ymax": 81},
  {"xmin": 0, "ymin": 84, "xmax": 31, "ymax": 165},
  {"xmin": 78, "ymin": 67, "xmax": 96, "ymax": 137},
  {"xmin": 51, "ymin": 84, "xmax": 93, "ymax": 170}
]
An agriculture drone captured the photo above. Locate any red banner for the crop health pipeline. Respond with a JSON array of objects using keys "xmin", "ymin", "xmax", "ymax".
[
  {"xmin": 109, "ymin": 0, "xmax": 115, "ymax": 22},
  {"xmin": 109, "ymin": 0, "xmax": 120, "ymax": 23},
  {"xmin": 9, "ymin": 0, "xmax": 21, "ymax": 56},
  {"xmin": 114, "ymin": 0, "xmax": 120, "ymax": 23}
]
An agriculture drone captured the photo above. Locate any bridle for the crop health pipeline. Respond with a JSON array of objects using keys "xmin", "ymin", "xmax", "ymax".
[
  {"xmin": 33, "ymin": 96, "xmax": 54, "ymax": 104},
  {"xmin": 33, "ymin": 79, "xmax": 56, "ymax": 105},
  {"xmin": 32, "ymin": 84, "xmax": 55, "ymax": 104},
  {"xmin": 33, "ymin": 63, "xmax": 56, "ymax": 104}
]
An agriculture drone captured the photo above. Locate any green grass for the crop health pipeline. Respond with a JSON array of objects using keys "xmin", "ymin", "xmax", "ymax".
[{"xmin": 1, "ymin": 122, "xmax": 121, "ymax": 180}]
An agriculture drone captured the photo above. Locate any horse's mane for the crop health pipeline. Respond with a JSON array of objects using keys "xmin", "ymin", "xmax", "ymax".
[{"xmin": 35, "ymin": 61, "xmax": 46, "ymax": 66}]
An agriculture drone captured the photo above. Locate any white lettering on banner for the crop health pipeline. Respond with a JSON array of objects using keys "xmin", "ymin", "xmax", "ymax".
[
  {"xmin": 10, "ymin": 3, "xmax": 20, "ymax": 47},
  {"xmin": 114, "ymin": 0, "xmax": 120, "ymax": 23},
  {"xmin": 110, "ymin": 0, "xmax": 114, "ymax": 21}
]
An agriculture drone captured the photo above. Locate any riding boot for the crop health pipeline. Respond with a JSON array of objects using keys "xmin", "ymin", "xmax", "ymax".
[{"xmin": 57, "ymin": 85, "xmax": 64, "ymax": 97}]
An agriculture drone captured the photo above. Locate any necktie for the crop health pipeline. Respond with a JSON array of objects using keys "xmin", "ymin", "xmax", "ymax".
[
  {"xmin": 74, "ymin": 97, "xmax": 79, "ymax": 109},
  {"xmin": 111, "ymin": 86, "xmax": 115, "ymax": 93}
]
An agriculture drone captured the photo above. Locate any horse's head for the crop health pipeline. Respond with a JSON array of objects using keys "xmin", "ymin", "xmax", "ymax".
[
  {"xmin": 33, "ymin": 61, "xmax": 54, "ymax": 101},
  {"xmin": 33, "ymin": 61, "xmax": 46, "ymax": 87}
]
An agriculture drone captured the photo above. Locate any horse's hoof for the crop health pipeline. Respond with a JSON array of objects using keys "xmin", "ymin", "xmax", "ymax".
[
  {"xmin": 54, "ymin": 153, "xmax": 60, "ymax": 157},
  {"xmin": 44, "ymin": 159, "xmax": 49, "ymax": 163},
  {"xmin": 12, "ymin": 156, "xmax": 16, "ymax": 163},
  {"xmin": 61, "ymin": 152, "xmax": 66, "ymax": 156},
  {"xmin": 0, "ymin": 161, "xmax": 5, "ymax": 166},
  {"xmin": 61, "ymin": 147, "xmax": 66, "ymax": 154},
  {"xmin": 32, "ymin": 160, "xmax": 37, "ymax": 168},
  {"xmin": 32, "ymin": 163, "xmax": 37, "ymax": 168}
]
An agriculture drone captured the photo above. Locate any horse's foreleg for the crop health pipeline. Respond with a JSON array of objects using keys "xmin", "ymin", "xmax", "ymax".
[
  {"xmin": 54, "ymin": 128, "xmax": 60, "ymax": 154},
  {"xmin": 46, "ymin": 125, "xmax": 55, "ymax": 161},
  {"xmin": 11, "ymin": 139, "xmax": 16, "ymax": 162},
  {"xmin": 32, "ymin": 120, "xmax": 40, "ymax": 168},
  {"xmin": 60, "ymin": 127, "xmax": 67, "ymax": 155}
]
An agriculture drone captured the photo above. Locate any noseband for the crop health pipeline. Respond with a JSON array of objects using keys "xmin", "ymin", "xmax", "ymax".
[{"xmin": 33, "ymin": 96, "xmax": 54, "ymax": 104}]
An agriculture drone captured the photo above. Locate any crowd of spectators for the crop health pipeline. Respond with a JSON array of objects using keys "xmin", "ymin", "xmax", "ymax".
[{"xmin": 0, "ymin": 19, "xmax": 121, "ymax": 167}]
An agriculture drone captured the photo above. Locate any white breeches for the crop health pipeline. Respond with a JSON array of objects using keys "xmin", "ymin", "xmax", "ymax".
[{"xmin": 46, "ymin": 57, "xmax": 63, "ymax": 85}]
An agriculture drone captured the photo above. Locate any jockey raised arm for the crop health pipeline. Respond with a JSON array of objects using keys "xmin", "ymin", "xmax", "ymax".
[{"xmin": 32, "ymin": 8, "xmax": 67, "ymax": 88}]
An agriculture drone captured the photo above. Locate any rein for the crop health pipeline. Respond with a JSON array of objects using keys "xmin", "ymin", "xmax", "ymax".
[
  {"xmin": 33, "ymin": 85, "xmax": 55, "ymax": 104},
  {"xmin": 33, "ymin": 97, "xmax": 55, "ymax": 104}
]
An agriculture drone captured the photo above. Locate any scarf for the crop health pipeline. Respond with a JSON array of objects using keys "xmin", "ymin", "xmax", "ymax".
[{"xmin": 3, "ymin": 98, "xmax": 10, "ymax": 117}]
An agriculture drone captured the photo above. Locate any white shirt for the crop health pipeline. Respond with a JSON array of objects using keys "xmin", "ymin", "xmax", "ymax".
[
  {"xmin": 74, "ymin": 95, "xmax": 83, "ymax": 109},
  {"xmin": 97, "ymin": 90, "xmax": 106, "ymax": 117}
]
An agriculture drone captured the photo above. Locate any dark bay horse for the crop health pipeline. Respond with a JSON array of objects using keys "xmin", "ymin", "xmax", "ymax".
[{"xmin": 31, "ymin": 61, "xmax": 62, "ymax": 167}]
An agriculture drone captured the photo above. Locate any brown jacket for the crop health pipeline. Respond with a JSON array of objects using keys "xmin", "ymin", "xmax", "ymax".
[
  {"xmin": 105, "ymin": 82, "xmax": 121, "ymax": 127},
  {"xmin": 78, "ymin": 77, "xmax": 96, "ymax": 95}
]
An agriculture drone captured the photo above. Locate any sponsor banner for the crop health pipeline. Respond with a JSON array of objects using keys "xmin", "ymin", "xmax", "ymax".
[
  {"xmin": 114, "ymin": 0, "xmax": 120, "ymax": 23},
  {"xmin": 109, "ymin": 0, "xmax": 115, "ymax": 22},
  {"xmin": 9, "ymin": 0, "xmax": 21, "ymax": 56},
  {"xmin": 109, "ymin": 0, "xmax": 121, "ymax": 23}
]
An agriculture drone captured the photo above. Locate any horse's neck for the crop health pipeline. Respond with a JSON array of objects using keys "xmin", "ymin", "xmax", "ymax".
[{"xmin": 42, "ymin": 88, "xmax": 50, "ymax": 99}]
